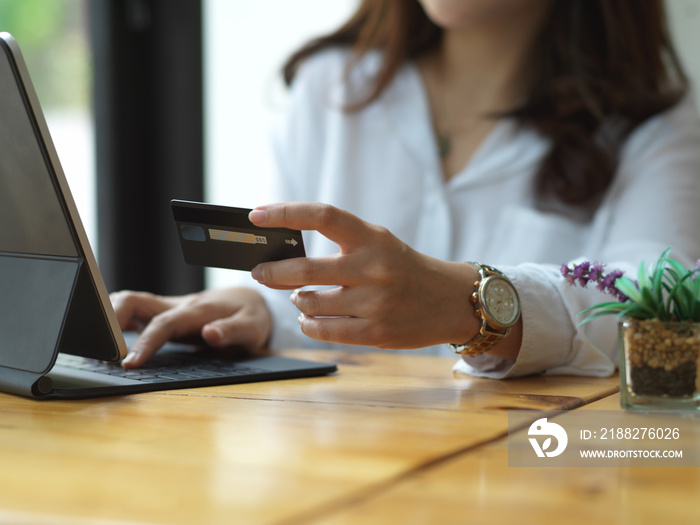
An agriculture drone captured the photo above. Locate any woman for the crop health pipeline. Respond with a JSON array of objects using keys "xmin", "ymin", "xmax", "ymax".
[{"xmin": 114, "ymin": 0, "xmax": 700, "ymax": 378}]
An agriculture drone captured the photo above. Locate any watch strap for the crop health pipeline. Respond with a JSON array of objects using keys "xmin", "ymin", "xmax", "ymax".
[{"xmin": 451, "ymin": 327, "xmax": 509, "ymax": 357}]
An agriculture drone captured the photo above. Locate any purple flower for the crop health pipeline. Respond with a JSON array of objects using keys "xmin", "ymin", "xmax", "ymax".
[
  {"xmin": 588, "ymin": 263, "xmax": 604, "ymax": 282},
  {"xmin": 573, "ymin": 261, "xmax": 590, "ymax": 279},
  {"xmin": 560, "ymin": 263, "xmax": 571, "ymax": 278},
  {"xmin": 604, "ymin": 270, "xmax": 623, "ymax": 288},
  {"xmin": 560, "ymin": 263, "xmax": 576, "ymax": 284},
  {"xmin": 603, "ymin": 270, "xmax": 626, "ymax": 302},
  {"xmin": 603, "ymin": 270, "xmax": 620, "ymax": 290},
  {"xmin": 562, "ymin": 261, "xmax": 627, "ymax": 303},
  {"xmin": 572, "ymin": 262, "xmax": 590, "ymax": 287}
]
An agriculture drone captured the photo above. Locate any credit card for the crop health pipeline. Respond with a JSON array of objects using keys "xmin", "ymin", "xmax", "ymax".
[{"xmin": 171, "ymin": 199, "xmax": 306, "ymax": 271}]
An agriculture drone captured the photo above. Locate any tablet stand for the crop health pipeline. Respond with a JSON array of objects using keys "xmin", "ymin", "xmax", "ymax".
[{"xmin": 0, "ymin": 253, "xmax": 80, "ymax": 396}]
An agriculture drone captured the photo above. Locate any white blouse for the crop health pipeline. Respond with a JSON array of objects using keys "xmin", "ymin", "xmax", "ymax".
[{"xmin": 249, "ymin": 48, "xmax": 700, "ymax": 378}]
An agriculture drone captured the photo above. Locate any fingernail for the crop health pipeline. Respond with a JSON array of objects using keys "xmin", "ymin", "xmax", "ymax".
[
  {"xmin": 251, "ymin": 265, "xmax": 263, "ymax": 281},
  {"xmin": 249, "ymin": 209, "xmax": 267, "ymax": 225},
  {"xmin": 290, "ymin": 289, "xmax": 299, "ymax": 304},
  {"xmin": 122, "ymin": 352, "xmax": 138, "ymax": 367}
]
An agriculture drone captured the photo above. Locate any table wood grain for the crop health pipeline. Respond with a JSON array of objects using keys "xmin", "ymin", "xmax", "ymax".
[
  {"xmin": 312, "ymin": 393, "xmax": 700, "ymax": 525},
  {"xmin": 0, "ymin": 350, "xmax": 619, "ymax": 525}
]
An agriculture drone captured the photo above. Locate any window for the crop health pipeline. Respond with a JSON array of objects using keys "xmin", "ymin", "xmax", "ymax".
[
  {"xmin": 203, "ymin": 0, "xmax": 357, "ymax": 287},
  {"xmin": 666, "ymin": 0, "xmax": 700, "ymax": 110},
  {"xmin": 0, "ymin": 0, "xmax": 96, "ymax": 248}
]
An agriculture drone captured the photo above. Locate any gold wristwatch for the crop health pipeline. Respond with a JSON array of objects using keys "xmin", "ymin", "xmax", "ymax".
[{"xmin": 449, "ymin": 262, "xmax": 521, "ymax": 357}]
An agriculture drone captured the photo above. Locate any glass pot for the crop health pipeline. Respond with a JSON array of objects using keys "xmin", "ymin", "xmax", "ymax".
[{"xmin": 620, "ymin": 319, "xmax": 700, "ymax": 410}]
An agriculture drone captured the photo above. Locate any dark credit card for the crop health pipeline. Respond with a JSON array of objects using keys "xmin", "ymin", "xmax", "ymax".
[{"xmin": 171, "ymin": 199, "xmax": 306, "ymax": 271}]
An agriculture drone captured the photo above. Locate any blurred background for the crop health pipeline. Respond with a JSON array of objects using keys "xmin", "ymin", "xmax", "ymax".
[{"xmin": 0, "ymin": 0, "xmax": 697, "ymax": 294}]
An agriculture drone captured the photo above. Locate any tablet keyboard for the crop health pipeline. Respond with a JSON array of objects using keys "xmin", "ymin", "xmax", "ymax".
[{"xmin": 57, "ymin": 353, "xmax": 267, "ymax": 384}]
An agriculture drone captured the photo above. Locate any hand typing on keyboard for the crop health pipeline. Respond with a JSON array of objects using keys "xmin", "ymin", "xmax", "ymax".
[{"xmin": 110, "ymin": 287, "xmax": 272, "ymax": 369}]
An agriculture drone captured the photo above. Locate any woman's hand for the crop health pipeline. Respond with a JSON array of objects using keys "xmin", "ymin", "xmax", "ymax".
[
  {"xmin": 248, "ymin": 202, "xmax": 482, "ymax": 350},
  {"xmin": 111, "ymin": 287, "xmax": 272, "ymax": 368}
]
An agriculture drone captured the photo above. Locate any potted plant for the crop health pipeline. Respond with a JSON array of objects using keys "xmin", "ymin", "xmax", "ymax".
[{"xmin": 561, "ymin": 248, "xmax": 700, "ymax": 410}]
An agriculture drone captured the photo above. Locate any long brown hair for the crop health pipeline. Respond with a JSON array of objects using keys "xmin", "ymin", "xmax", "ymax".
[{"xmin": 283, "ymin": 0, "xmax": 688, "ymax": 213}]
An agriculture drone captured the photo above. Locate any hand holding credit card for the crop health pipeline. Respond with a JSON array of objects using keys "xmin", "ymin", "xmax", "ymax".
[{"xmin": 171, "ymin": 200, "xmax": 306, "ymax": 271}]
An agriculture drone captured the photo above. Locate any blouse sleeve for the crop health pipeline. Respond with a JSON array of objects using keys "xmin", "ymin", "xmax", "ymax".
[{"xmin": 457, "ymin": 95, "xmax": 700, "ymax": 378}]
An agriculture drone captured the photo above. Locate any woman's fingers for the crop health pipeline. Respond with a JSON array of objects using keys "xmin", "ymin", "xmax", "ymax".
[
  {"xmin": 249, "ymin": 202, "xmax": 366, "ymax": 250},
  {"xmin": 109, "ymin": 290, "xmax": 179, "ymax": 331},
  {"xmin": 116, "ymin": 287, "xmax": 272, "ymax": 369},
  {"xmin": 290, "ymin": 286, "xmax": 363, "ymax": 318},
  {"xmin": 201, "ymin": 304, "xmax": 271, "ymax": 349},
  {"xmin": 296, "ymin": 314, "xmax": 411, "ymax": 349},
  {"xmin": 296, "ymin": 315, "xmax": 367, "ymax": 346},
  {"xmin": 252, "ymin": 254, "xmax": 358, "ymax": 289},
  {"xmin": 250, "ymin": 203, "xmax": 380, "ymax": 289},
  {"xmin": 249, "ymin": 201, "xmax": 469, "ymax": 349},
  {"xmin": 121, "ymin": 306, "xmax": 212, "ymax": 368}
]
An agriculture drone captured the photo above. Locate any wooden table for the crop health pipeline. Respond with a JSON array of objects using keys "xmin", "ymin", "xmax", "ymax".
[{"xmin": 0, "ymin": 349, "xmax": 694, "ymax": 525}]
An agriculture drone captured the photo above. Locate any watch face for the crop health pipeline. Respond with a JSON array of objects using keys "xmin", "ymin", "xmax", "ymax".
[{"xmin": 481, "ymin": 276, "xmax": 520, "ymax": 327}]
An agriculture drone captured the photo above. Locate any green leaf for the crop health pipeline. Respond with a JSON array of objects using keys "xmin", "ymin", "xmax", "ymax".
[
  {"xmin": 692, "ymin": 277, "xmax": 700, "ymax": 321},
  {"xmin": 664, "ymin": 260, "xmax": 697, "ymax": 320},
  {"xmin": 664, "ymin": 261, "xmax": 684, "ymax": 286},
  {"xmin": 577, "ymin": 301, "xmax": 635, "ymax": 326},
  {"xmin": 578, "ymin": 301, "xmax": 628, "ymax": 316},
  {"xmin": 680, "ymin": 270, "xmax": 698, "ymax": 295},
  {"xmin": 578, "ymin": 309, "xmax": 620, "ymax": 326},
  {"xmin": 667, "ymin": 258, "xmax": 689, "ymax": 280},
  {"xmin": 651, "ymin": 270, "xmax": 664, "ymax": 303},
  {"xmin": 637, "ymin": 260, "xmax": 651, "ymax": 293},
  {"xmin": 615, "ymin": 277, "xmax": 642, "ymax": 303},
  {"xmin": 692, "ymin": 270, "xmax": 700, "ymax": 295},
  {"xmin": 655, "ymin": 247, "xmax": 672, "ymax": 268},
  {"xmin": 640, "ymin": 286, "xmax": 660, "ymax": 312},
  {"xmin": 674, "ymin": 285, "xmax": 694, "ymax": 319}
]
